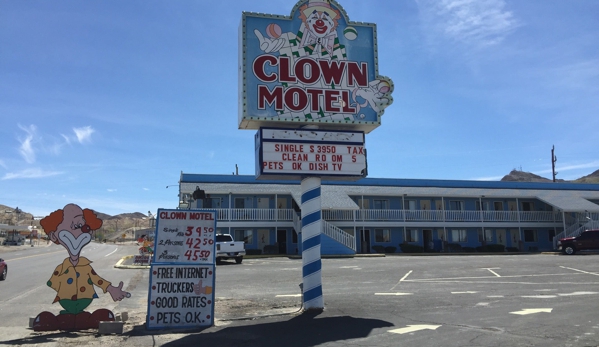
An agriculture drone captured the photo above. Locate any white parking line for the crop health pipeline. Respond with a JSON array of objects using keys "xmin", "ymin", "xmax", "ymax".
[
  {"xmin": 560, "ymin": 266, "xmax": 599, "ymax": 276},
  {"xmin": 558, "ymin": 291, "xmax": 598, "ymax": 296},
  {"xmin": 452, "ymin": 291, "xmax": 478, "ymax": 294},
  {"xmin": 389, "ymin": 325, "xmax": 441, "ymax": 335},
  {"xmin": 484, "ymin": 268, "xmax": 501, "ymax": 277},
  {"xmin": 375, "ymin": 293, "xmax": 413, "ymax": 296},
  {"xmin": 510, "ymin": 308, "xmax": 552, "ymax": 315},
  {"xmin": 276, "ymin": 294, "xmax": 302, "ymax": 298},
  {"xmin": 522, "ymin": 295, "xmax": 557, "ymax": 299},
  {"xmin": 390, "ymin": 270, "xmax": 412, "ymax": 291}
]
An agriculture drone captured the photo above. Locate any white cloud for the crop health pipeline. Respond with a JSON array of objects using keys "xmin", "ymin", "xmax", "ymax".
[
  {"xmin": 107, "ymin": 189, "xmax": 117, "ymax": 192},
  {"xmin": 18, "ymin": 124, "xmax": 37, "ymax": 163},
  {"xmin": 61, "ymin": 134, "xmax": 71, "ymax": 145},
  {"xmin": 471, "ymin": 175, "xmax": 504, "ymax": 181},
  {"xmin": 0, "ymin": 159, "xmax": 6, "ymax": 169},
  {"xmin": 535, "ymin": 161, "xmax": 599, "ymax": 175},
  {"xmin": 2, "ymin": 168, "xmax": 63, "ymax": 180},
  {"xmin": 143, "ymin": 188, "xmax": 150, "ymax": 191},
  {"xmin": 73, "ymin": 126, "xmax": 95, "ymax": 144},
  {"xmin": 418, "ymin": 0, "xmax": 519, "ymax": 47}
]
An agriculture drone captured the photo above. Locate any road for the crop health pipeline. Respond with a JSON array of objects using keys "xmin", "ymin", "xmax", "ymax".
[{"xmin": 2, "ymin": 249, "xmax": 599, "ymax": 346}]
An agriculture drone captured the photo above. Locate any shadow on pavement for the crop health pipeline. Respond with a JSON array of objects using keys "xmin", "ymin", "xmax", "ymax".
[{"xmin": 156, "ymin": 310, "xmax": 394, "ymax": 347}]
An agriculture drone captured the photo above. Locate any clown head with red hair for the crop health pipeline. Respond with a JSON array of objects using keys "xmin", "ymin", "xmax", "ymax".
[{"xmin": 41, "ymin": 203, "xmax": 102, "ymax": 266}]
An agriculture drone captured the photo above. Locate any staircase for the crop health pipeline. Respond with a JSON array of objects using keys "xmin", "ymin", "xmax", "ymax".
[
  {"xmin": 323, "ymin": 220, "xmax": 356, "ymax": 252},
  {"xmin": 293, "ymin": 212, "xmax": 356, "ymax": 253}
]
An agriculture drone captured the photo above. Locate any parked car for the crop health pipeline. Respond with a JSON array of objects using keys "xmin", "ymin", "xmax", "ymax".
[
  {"xmin": 215, "ymin": 234, "xmax": 245, "ymax": 264},
  {"xmin": 0, "ymin": 258, "xmax": 7, "ymax": 280},
  {"xmin": 558, "ymin": 229, "xmax": 599, "ymax": 255}
]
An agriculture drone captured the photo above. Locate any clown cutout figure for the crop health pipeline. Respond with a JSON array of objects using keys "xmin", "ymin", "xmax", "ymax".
[{"xmin": 33, "ymin": 203, "xmax": 129, "ymax": 331}]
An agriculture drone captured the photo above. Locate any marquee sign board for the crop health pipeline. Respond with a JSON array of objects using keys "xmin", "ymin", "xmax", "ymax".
[
  {"xmin": 147, "ymin": 209, "xmax": 217, "ymax": 330},
  {"xmin": 239, "ymin": 0, "xmax": 394, "ymax": 134},
  {"xmin": 255, "ymin": 127, "xmax": 366, "ymax": 180}
]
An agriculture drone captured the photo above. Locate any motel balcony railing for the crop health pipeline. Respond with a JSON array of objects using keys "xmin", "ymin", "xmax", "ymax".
[{"xmin": 210, "ymin": 208, "xmax": 563, "ymax": 224}]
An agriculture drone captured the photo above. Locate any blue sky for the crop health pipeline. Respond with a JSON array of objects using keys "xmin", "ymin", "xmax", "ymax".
[{"xmin": 1, "ymin": 0, "xmax": 598, "ymax": 217}]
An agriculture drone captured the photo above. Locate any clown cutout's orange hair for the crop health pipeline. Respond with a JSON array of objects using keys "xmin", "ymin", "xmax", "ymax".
[{"xmin": 40, "ymin": 206, "xmax": 103, "ymax": 244}]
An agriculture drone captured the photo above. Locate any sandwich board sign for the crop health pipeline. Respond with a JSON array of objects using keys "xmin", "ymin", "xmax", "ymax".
[{"xmin": 146, "ymin": 209, "xmax": 217, "ymax": 330}]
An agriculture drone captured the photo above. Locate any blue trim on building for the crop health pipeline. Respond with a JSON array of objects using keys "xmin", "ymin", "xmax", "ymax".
[{"xmin": 181, "ymin": 173, "xmax": 599, "ymax": 191}]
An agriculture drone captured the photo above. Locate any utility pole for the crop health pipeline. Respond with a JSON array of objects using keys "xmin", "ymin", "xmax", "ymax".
[{"xmin": 551, "ymin": 145, "xmax": 558, "ymax": 182}]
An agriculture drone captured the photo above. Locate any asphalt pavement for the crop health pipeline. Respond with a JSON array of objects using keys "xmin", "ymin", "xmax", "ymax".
[{"xmin": 2, "ymin": 244, "xmax": 599, "ymax": 347}]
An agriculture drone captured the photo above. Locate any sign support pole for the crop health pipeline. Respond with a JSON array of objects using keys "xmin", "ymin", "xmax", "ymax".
[{"xmin": 301, "ymin": 176, "xmax": 324, "ymax": 310}]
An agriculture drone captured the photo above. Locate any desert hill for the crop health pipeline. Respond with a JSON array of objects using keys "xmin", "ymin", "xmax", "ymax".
[
  {"xmin": 0, "ymin": 205, "xmax": 153, "ymax": 238},
  {"xmin": 574, "ymin": 169, "xmax": 599, "ymax": 184},
  {"xmin": 500, "ymin": 169, "xmax": 599, "ymax": 183}
]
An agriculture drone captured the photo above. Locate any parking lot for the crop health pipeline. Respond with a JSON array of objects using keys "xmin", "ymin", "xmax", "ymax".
[
  {"xmin": 4, "ymin": 251, "xmax": 599, "ymax": 346},
  {"xmin": 211, "ymin": 254, "xmax": 599, "ymax": 347}
]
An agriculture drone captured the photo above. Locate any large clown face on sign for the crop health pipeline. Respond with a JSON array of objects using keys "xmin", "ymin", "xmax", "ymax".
[{"xmin": 239, "ymin": 0, "xmax": 394, "ymax": 134}]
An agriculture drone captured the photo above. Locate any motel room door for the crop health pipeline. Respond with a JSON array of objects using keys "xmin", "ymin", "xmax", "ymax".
[
  {"xmin": 277, "ymin": 229, "xmax": 287, "ymax": 254},
  {"xmin": 423, "ymin": 229, "xmax": 433, "ymax": 250},
  {"xmin": 360, "ymin": 229, "xmax": 371, "ymax": 254},
  {"xmin": 258, "ymin": 229, "xmax": 269, "ymax": 254},
  {"xmin": 497, "ymin": 229, "xmax": 507, "ymax": 248}
]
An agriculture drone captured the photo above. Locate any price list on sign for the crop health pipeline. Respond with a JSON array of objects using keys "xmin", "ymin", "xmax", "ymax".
[
  {"xmin": 148, "ymin": 209, "xmax": 217, "ymax": 330},
  {"xmin": 152, "ymin": 210, "xmax": 216, "ymax": 264}
]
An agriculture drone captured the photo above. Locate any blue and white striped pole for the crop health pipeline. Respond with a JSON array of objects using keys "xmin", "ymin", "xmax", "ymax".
[{"xmin": 301, "ymin": 176, "xmax": 324, "ymax": 310}]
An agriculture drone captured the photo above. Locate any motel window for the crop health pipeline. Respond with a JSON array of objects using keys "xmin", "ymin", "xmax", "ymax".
[
  {"xmin": 452, "ymin": 229, "xmax": 467, "ymax": 242},
  {"xmin": 234, "ymin": 198, "xmax": 245, "ymax": 209},
  {"xmin": 358, "ymin": 199, "xmax": 369, "ymax": 209},
  {"xmin": 548, "ymin": 230, "xmax": 556, "ymax": 242},
  {"xmin": 449, "ymin": 201, "xmax": 464, "ymax": 211},
  {"xmin": 292, "ymin": 230, "xmax": 298, "ymax": 244},
  {"xmin": 407, "ymin": 200, "xmax": 417, "ymax": 210},
  {"xmin": 373, "ymin": 199, "xmax": 389, "ymax": 210},
  {"xmin": 478, "ymin": 229, "xmax": 493, "ymax": 242},
  {"xmin": 521, "ymin": 202, "xmax": 533, "ymax": 211},
  {"xmin": 524, "ymin": 230, "xmax": 537, "ymax": 242},
  {"xmin": 476, "ymin": 201, "xmax": 490, "ymax": 211},
  {"xmin": 234, "ymin": 229, "xmax": 253, "ymax": 244},
  {"xmin": 494, "ymin": 201, "xmax": 504, "ymax": 211},
  {"xmin": 375, "ymin": 229, "xmax": 390, "ymax": 243},
  {"xmin": 206, "ymin": 197, "xmax": 221, "ymax": 208},
  {"xmin": 405, "ymin": 229, "xmax": 418, "ymax": 242}
]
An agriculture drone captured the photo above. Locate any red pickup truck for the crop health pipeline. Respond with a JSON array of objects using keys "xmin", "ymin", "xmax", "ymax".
[{"xmin": 558, "ymin": 229, "xmax": 599, "ymax": 255}]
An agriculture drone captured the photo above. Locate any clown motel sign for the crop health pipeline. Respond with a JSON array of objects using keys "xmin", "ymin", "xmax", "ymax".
[
  {"xmin": 255, "ymin": 128, "xmax": 366, "ymax": 180},
  {"xmin": 239, "ymin": 0, "xmax": 394, "ymax": 134},
  {"xmin": 147, "ymin": 209, "xmax": 217, "ymax": 330}
]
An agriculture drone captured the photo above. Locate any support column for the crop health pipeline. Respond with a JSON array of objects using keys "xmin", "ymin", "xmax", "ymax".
[{"xmin": 301, "ymin": 177, "xmax": 323, "ymax": 310}]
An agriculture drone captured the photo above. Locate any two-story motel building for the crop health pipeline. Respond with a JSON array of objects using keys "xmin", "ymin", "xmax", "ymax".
[{"xmin": 176, "ymin": 173, "xmax": 599, "ymax": 255}]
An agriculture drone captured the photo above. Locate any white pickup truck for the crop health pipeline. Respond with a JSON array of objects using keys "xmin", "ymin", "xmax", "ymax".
[{"xmin": 216, "ymin": 234, "xmax": 246, "ymax": 264}]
